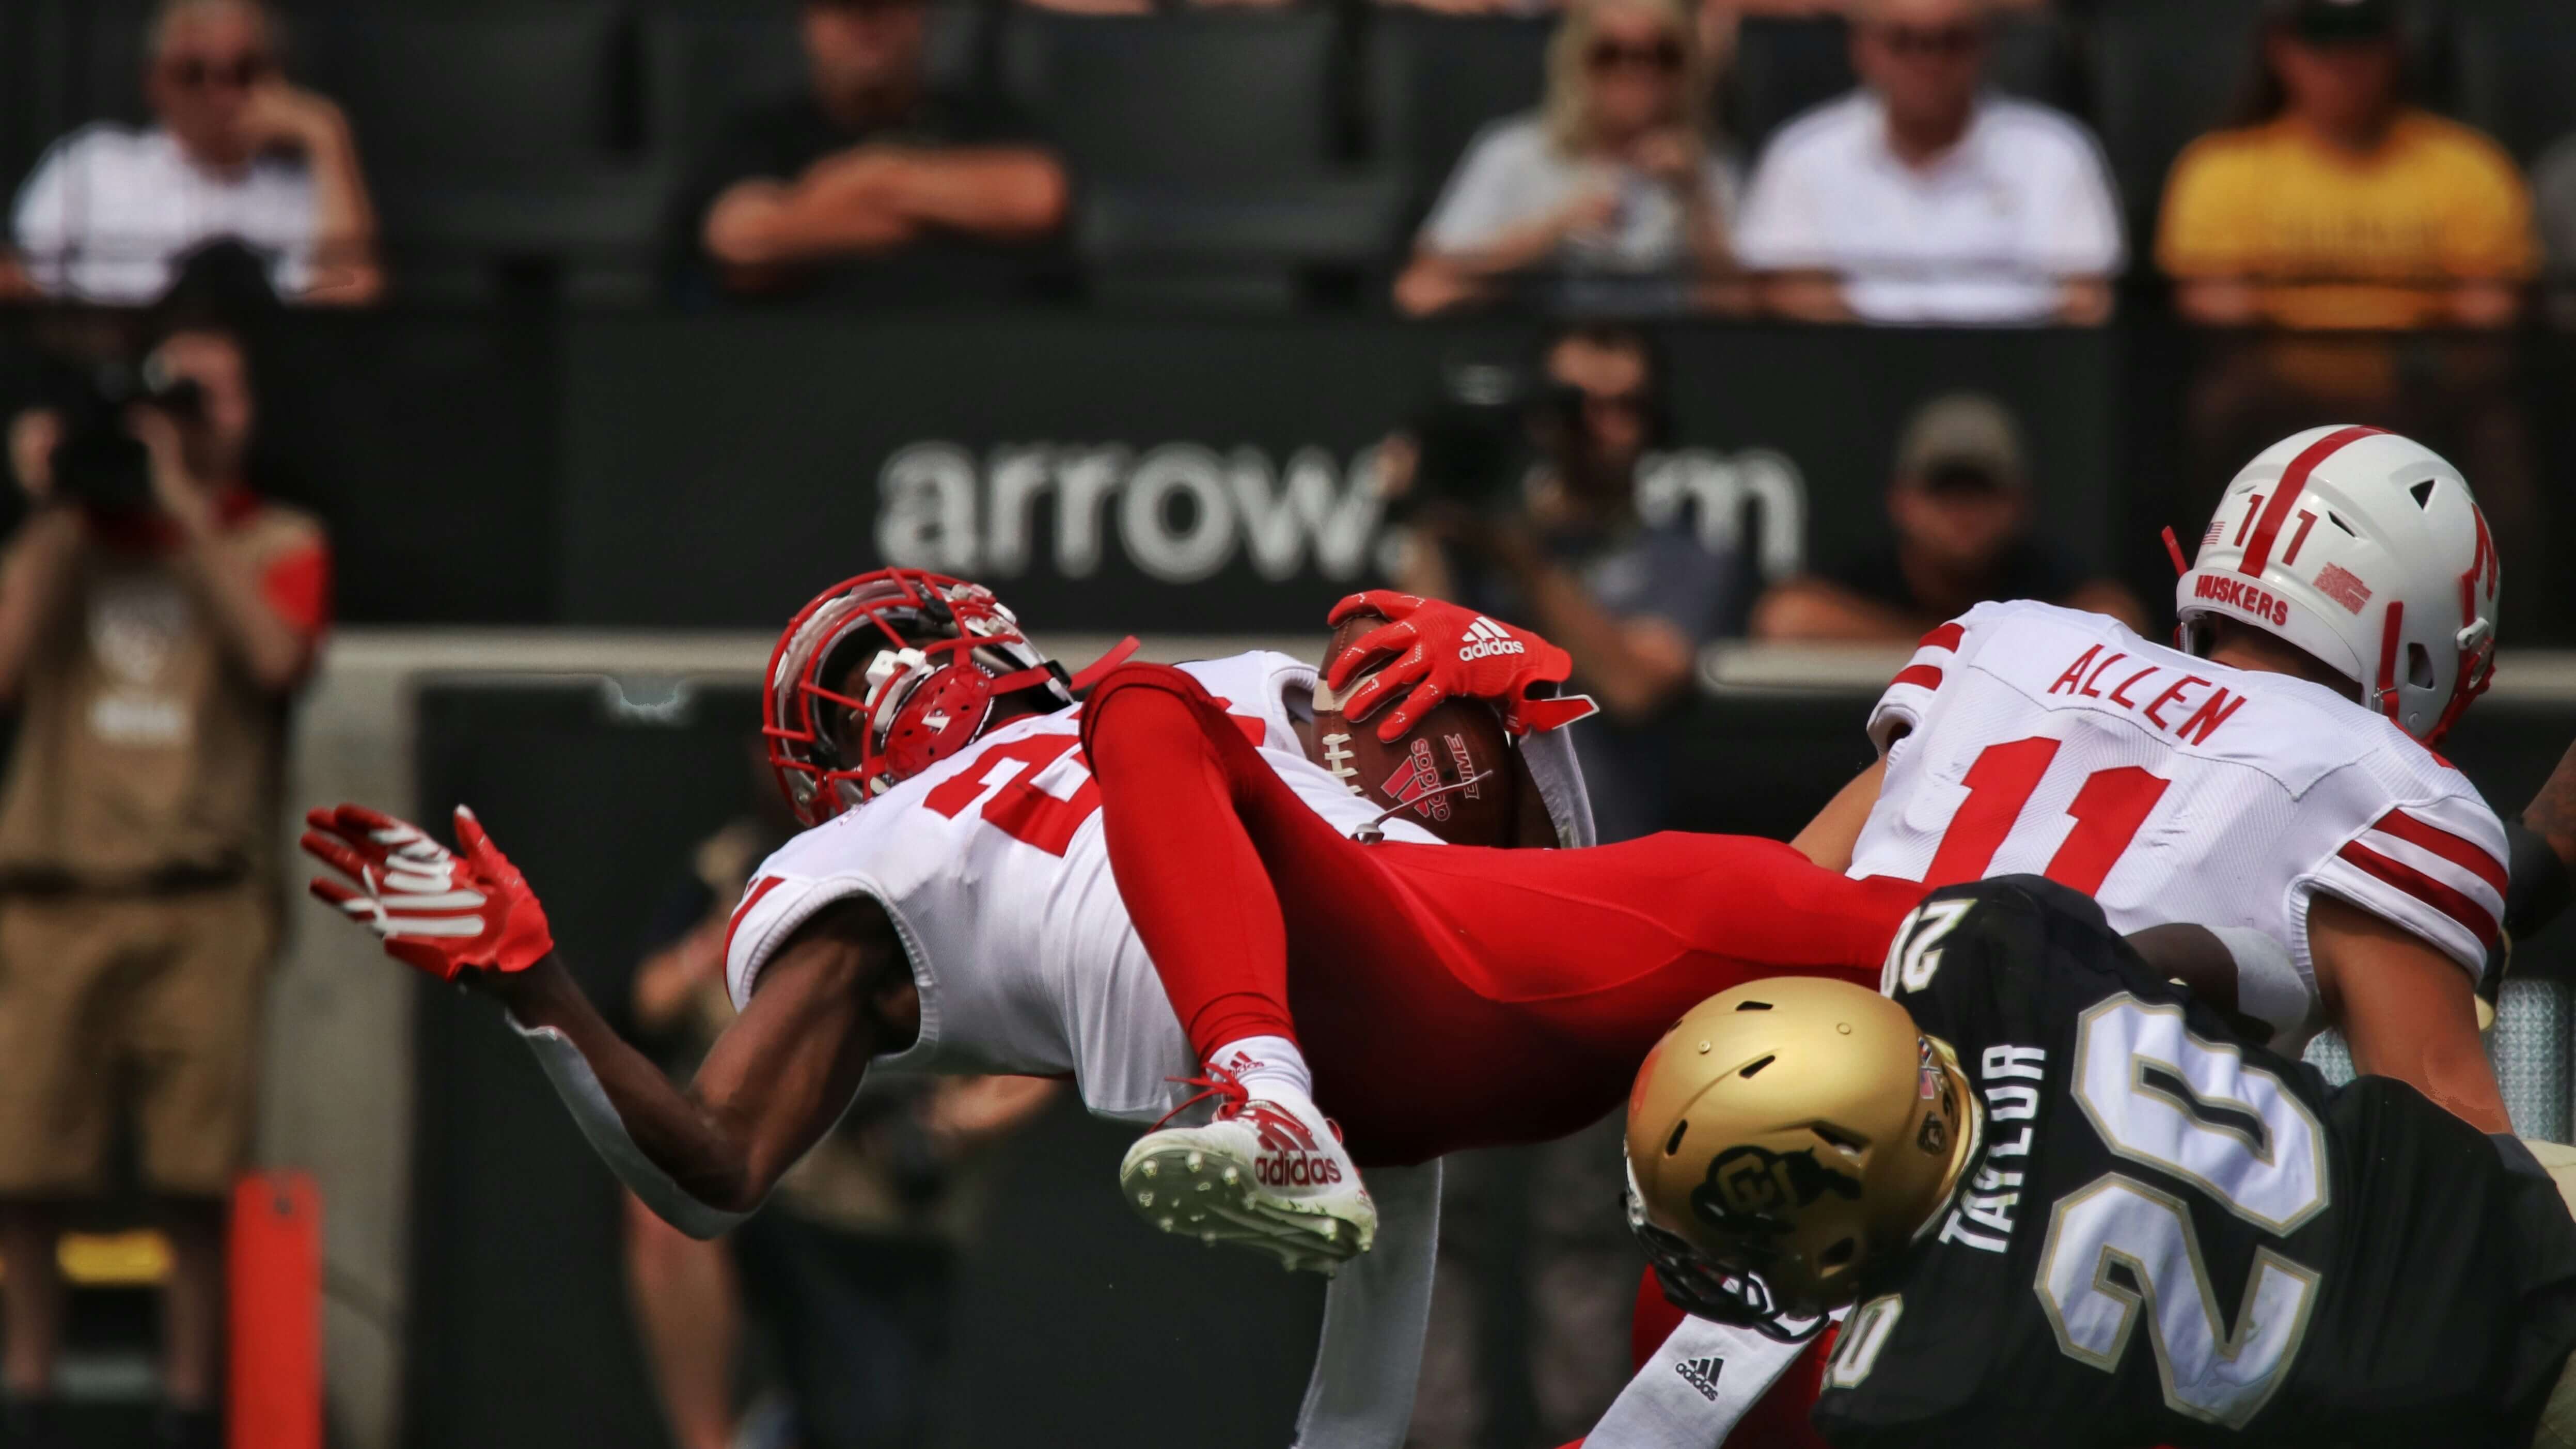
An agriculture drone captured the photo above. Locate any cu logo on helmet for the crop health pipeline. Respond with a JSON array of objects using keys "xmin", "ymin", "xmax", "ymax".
[{"xmin": 1693, "ymin": 1145, "xmax": 1862, "ymax": 1239}]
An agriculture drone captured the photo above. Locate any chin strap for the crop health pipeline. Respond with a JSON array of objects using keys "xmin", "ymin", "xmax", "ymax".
[
  {"xmin": 1066, "ymin": 636, "xmax": 1143, "ymax": 694},
  {"xmin": 509, "ymin": 1015, "xmax": 754, "ymax": 1241}
]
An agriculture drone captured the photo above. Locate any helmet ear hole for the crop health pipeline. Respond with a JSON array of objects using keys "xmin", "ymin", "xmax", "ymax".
[
  {"xmin": 1811, "ymin": 1122, "xmax": 1866, "ymax": 1157},
  {"xmin": 1820, "ymin": 1238, "xmax": 1856, "ymax": 1268},
  {"xmin": 2408, "ymin": 643, "xmax": 2436, "ymax": 690}
]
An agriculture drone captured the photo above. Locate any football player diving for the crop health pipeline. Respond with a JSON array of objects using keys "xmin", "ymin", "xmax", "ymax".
[
  {"xmin": 1622, "ymin": 875, "xmax": 2576, "ymax": 1449},
  {"xmin": 301, "ymin": 569, "xmax": 2033, "ymax": 1449}
]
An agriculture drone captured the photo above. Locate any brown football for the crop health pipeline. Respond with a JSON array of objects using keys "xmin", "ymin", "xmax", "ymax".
[{"xmin": 1313, "ymin": 610, "xmax": 1546, "ymax": 848}]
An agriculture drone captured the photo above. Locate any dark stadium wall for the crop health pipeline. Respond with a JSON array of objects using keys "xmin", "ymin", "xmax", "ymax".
[{"xmin": 4, "ymin": 310, "xmax": 2570, "ymax": 641}]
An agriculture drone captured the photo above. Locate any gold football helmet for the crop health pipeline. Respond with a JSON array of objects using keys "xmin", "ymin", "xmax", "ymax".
[{"xmin": 1624, "ymin": 976, "xmax": 1976, "ymax": 1335}]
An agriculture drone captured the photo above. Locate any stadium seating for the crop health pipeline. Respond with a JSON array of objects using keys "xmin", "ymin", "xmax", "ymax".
[
  {"xmin": 642, "ymin": 1, "xmax": 991, "ymax": 163},
  {"xmin": 2449, "ymin": 0, "xmax": 2576, "ymax": 164},
  {"xmin": 294, "ymin": 4, "xmax": 661, "ymax": 299},
  {"xmin": 6, "ymin": 0, "xmax": 2576, "ymax": 304},
  {"xmin": 1002, "ymin": 10, "xmax": 1399, "ymax": 309},
  {"xmin": 1363, "ymin": 11, "xmax": 1552, "ymax": 233},
  {"xmin": 2086, "ymin": 0, "xmax": 2268, "ymax": 243},
  {"xmin": 1729, "ymin": 16, "xmax": 1857, "ymax": 159}
]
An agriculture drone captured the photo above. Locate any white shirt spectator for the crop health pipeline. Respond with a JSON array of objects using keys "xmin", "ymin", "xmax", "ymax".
[
  {"xmin": 12, "ymin": 123, "xmax": 317, "ymax": 304},
  {"xmin": 1422, "ymin": 114, "xmax": 1738, "ymax": 314},
  {"xmin": 1735, "ymin": 91, "xmax": 2123, "ymax": 324}
]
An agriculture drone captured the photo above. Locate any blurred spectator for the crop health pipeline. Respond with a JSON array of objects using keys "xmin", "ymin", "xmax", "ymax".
[
  {"xmin": 2158, "ymin": 0, "xmax": 2534, "ymax": 331},
  {"xmin": 1752, "ymin": 391, "xmax": 2142, "ymax": 640},
  {"xmin": 1387, "ymin": 324, "xmax": 1739, "ymax": 842},
  {"xmin": 2530, "ymin": 134, "xmax": 2576, "ymax": 325},
  {"xmin": 622, "ymin": 782, "xmax": 1057, "ymax": 1449},
  {"xmin": 1395, "ymin": 0, "xmax": 1739, "ymax": 318},
  {"xmin": 1733, "ymin": 0, "xmax": 2122, "ymax": 324},
  {"xmin": 2, "ymin": 0, "xmax": 381, "ymax": 307},
  {"xmin": 0, "ymin": 318, "xmax": 328, "ymax": 1449},
  {"xmin": 669, "ymin": 0, "xmax": 1070, "ymax": 305}
]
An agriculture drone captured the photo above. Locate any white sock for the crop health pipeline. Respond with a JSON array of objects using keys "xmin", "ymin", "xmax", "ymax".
[{"xmin": 1210, "ymin": 1034, "xmax": 1314, "ymax": 1106}]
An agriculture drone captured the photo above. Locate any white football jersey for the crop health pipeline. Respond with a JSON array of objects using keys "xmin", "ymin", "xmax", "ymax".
[
  {"xmin": 1851, "ymin": 601, "xmax": 2507, "ymax": 1044},
  {"xmin": 721, "ymin": 651, "xmax": 1441, "ymax": 1123}
]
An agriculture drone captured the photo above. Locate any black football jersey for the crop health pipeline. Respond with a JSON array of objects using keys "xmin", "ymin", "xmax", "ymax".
[{"xmin": 1810, "ymin": 876, "xmax": 2576, "ymax": 1449}]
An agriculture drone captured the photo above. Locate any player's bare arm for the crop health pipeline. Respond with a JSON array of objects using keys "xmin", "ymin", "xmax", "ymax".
[
  {"xmin": 2310, "ymin": 893, "xmax": 2511, "ymax": 1134},
  {"xmin": 2524, "ymin": 738, "xmax": 2576, "ymax": 869},
  {"xmin": 1792, "ymin": 755, "xmax": 1884, "ymax": 870},
  {"xmin": 2511, "ymin": 737, "xmax": 2576, "ymax": 942},
  {"xmin": 303, "ymin": 803, "xmax": 901, "ymax": 1236},
  {"xmin": 496, "ymin": 899, "xmax": 896, "ymax": 1220}
]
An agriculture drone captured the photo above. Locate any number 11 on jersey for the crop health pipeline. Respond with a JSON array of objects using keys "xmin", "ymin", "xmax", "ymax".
[{"xmin": 1924, "ymin": 736, "xmax": 2172, "ymax": 893}]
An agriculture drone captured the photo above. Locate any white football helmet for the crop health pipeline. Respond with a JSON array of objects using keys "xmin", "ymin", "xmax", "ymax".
[{"xmin": 2176, "ymin": 426, "xmax": 2498, "ymax": 746}]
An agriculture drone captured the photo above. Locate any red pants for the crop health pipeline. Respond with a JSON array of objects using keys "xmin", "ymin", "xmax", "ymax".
[{"xmin": 1081, "ymin": 664, "xmax": 1925, "ymax": 1168}]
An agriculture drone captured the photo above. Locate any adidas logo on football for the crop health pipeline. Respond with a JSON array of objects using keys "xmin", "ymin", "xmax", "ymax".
[
  {"xmin": 1675, "ymin": 1355, "xmax": 1724, "ymax": 1402},
  {"xmin": 1457, "ymin": 618, "xmax": 1526, "ymax": 663}
]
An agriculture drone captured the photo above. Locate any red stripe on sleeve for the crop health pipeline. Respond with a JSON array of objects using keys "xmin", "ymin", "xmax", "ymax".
[
  {"xmin": 1918, "ymin": 622, "xmax": 1966, "ymax": 653},
  {"xmin": 2369, "ymin": 810, "xmax": 2509, "ymax": 896},
  {"xmin": 724, "ymin": 875, "xmax": 788, "ymax": 975},
  {"xmin": 2241, "ymin": 427, "xmax": 2383, "ymax": 578},
  {"xmin": 1890, "ymin": 664, "xmax": 1944, "ymax": 691},
  {"xmin": 2335, "ymin": 841, "xmax": 2500, "ymax": 950}
]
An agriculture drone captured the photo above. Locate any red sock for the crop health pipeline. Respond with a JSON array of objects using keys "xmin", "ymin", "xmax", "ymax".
[{"xmin": 1084, "ymin": 667, "xmax": 1300, "ymax": 1060}]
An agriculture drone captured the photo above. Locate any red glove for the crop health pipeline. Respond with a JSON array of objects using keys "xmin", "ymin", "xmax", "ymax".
[
  {"xmin": 302, "ymin": 803, "xmax": 555, "ymax": 982},
  {"xmin": 1325, "ymin": 590, "xmax": 1600, "ymax": 742}
]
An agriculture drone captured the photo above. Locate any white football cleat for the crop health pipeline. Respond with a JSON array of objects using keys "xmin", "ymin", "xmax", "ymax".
[{"xmin": 1120, "ymin": 1066, "xmax": 1375, "ymax": 1275}]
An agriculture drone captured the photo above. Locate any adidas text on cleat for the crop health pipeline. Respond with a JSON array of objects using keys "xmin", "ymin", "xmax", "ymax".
[{"xmin": 1119, "ymin": 1065, "xmax": 1375, "ymax": 1274}]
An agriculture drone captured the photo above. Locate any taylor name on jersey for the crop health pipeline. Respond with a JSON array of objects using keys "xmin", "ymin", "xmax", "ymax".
[
  {"xmin": 1813, "ymin": 881, "xmax": 2576, "ymax": 1449},
  {"xmin": 1851, "ymin": 600, "xmax": 2508, "ymax": 1047}
]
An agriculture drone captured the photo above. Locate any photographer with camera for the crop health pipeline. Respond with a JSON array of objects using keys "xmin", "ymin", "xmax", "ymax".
[
  {"xmin": 1378, "ymin": 326, "xmax": 1744, "ymax": 1443},
  {"xmin": 0, "ymin": 320, "xmax": 327, "ymax": 1449},
  {"xmin": 1385, "ymin": 323, "xmax": 1739, "ymax": 846}
]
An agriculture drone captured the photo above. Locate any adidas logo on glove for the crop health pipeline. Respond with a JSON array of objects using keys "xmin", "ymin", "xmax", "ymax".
[
  {"xmin": 1675, "ymin": 1354, "xmax": 1725, "ymax": 1402},
  {"xmin": 1457, "ymin": 617, "xmax": 1526, "ymax": 662}
]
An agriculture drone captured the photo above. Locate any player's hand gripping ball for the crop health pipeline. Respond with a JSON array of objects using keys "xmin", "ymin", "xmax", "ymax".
[
  {"xmin": 1324, "ymin": 591, "xmax": 1599, "ymax": 743},
  {"xmin": 302, "ymin": 803, "xmax": 555, "ymax": 982},
  {"xmin": 1317, "ymin": 602, "xmax": 1554, "ymax": 848}
]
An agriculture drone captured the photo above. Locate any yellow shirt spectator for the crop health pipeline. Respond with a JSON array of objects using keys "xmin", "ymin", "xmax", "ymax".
[{"xmin": 2157, "ymin": 111, "xmax": 2537, "ymax": 330}]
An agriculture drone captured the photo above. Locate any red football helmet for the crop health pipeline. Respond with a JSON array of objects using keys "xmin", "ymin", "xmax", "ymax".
[{"xmin": 762, "ymin": 569, "xmax": 1135, "ymax": 825}]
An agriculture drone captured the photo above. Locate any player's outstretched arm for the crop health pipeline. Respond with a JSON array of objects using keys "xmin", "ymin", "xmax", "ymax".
[
  {"xmin": 303, "ymin": 804, "xmax": 889, "ymax": 1237},
  {"xmin": 2311, "ymin": 895, "xmax": 2513, "ymax": 1134},
  {"xmin": 490, "ymin": 904, "xmax": 885, "ymax": 1230}
]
